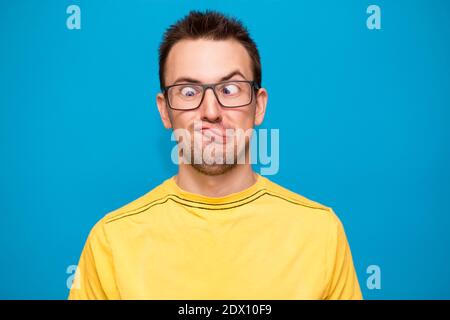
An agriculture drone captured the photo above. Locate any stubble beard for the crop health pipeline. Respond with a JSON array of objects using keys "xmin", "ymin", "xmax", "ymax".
[{"xmin": 183, "ymin": 133, "xmax": 249, "ymax": 176}]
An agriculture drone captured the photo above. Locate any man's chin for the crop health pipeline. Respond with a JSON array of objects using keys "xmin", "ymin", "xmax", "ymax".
[{"xmin": 191, "ymin": 163, "xmax": 236, "ymax": 176}]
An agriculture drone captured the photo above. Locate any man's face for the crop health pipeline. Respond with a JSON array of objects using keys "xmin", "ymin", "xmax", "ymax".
[{"xmin": 156, "ymin": 38, "xmax": 267, "ymax": 176}]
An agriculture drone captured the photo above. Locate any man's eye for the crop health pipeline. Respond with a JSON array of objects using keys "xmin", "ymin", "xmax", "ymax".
[
  {"xmin": 180, "ymin": 87, "xmax": 198, "ymax": 97},
  {"xmin": 221, "ymin": 84, "xmax": 240, "ymax": 95}
]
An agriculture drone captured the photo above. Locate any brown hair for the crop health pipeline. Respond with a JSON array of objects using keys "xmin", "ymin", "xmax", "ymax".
[{"xmin": 158, "ymin": 10, "xmax": 262, "ymax": 90}]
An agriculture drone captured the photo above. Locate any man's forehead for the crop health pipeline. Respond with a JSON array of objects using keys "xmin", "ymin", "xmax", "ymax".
[{"xmin": 164, "ymin": 38, "xmax": 253, "ymax": 84}]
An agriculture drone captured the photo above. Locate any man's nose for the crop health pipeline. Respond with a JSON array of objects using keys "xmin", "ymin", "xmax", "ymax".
[{"xmin": 199, "ymin": 88, "xmax": 222, "ymax": 123}]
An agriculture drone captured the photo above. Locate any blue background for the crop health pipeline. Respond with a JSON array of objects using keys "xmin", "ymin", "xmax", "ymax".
[{"xmin": 1, "ymin": 0, "xmax": 449, "ymax": 299}]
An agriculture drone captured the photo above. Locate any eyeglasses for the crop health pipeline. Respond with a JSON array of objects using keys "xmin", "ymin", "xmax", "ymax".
[{"xmin": 162, "ymin": 80, "xmax": 259, "ymax": 111}]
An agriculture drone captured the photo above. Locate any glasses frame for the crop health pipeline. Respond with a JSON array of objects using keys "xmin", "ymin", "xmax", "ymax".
[{"xmin": 162, "ymin": 80, "xmax": 260, "ymax": 111}]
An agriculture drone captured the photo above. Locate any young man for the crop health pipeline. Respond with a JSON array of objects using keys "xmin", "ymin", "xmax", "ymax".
[{"xmin": 69, "ymin": 10, "xmax": 362, "ymax": 300}]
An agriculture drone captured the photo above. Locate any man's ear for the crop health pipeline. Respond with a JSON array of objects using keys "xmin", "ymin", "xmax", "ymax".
[
  {"xmin": 254, "ymin": 88, "xmax": 268, "ymax": 126},
  {"xmin": 156, "ymin": 93, "xmax": 173, "ymax": 129}
]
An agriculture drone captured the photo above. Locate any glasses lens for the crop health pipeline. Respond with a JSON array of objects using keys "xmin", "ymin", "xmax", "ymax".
[
  {"xmin": 168, "ymin": 84, "xmax": 203, "ymax": 110},
  {"xmin": 215, "ymin": 81, "xmax": 252, "ymax": 107}
]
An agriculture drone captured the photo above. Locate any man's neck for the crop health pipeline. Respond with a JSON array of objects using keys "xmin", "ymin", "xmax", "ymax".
[{"xmin": 174, "ymin": 164, "xmax": 257, "ymax": 198}]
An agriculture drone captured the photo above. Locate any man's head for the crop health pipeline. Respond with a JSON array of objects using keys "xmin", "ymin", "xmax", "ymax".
[{"xmin": 156, "ymin": 10, "xmax": 268, "ymax": 176}]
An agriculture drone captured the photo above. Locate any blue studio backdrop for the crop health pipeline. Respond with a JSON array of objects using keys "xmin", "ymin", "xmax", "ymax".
[{"xmin": 0, "ymin": 0, "xmax": 449, "ymax": 299}]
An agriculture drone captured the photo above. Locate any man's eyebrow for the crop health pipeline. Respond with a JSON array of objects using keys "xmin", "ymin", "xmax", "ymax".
[
  {"xmin": 171, "ymin": 70, "xmax": 247, "ymax": 85},
  {"xmin": 219, "ymin": 70, "xmax": 247, "ymax": 82}
]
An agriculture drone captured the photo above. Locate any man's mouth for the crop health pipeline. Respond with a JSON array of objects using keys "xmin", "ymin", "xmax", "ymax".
[{"xmin": 195, "ymin": 126, "xmax": 229, "ymax": 143}]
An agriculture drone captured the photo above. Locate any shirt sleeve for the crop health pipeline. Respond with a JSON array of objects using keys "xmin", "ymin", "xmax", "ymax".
[
  {"xmin": 68, "ymin": 220, "xmax": 120, "ymax": 300},
  {"xmin": 323, "ymin": 209, "xmax": 363, "ymax": 300}
]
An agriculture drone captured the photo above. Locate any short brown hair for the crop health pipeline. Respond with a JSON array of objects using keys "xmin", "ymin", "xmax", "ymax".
[{"xmin": 158, "ymin": 10, "xmax": 262, "ymax": 90}]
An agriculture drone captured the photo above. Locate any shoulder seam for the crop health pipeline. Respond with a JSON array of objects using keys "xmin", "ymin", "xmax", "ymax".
[
  {"xmin": 105, "ymin": 191, "xmax": 331, "ymax": 225},
  {"xmin": 263, "ymin": 191, "xmax": 331, "ymax": 212},
  {"xmin": 261, "ymin": 177, "xmax": 330, "ymax": 211}
]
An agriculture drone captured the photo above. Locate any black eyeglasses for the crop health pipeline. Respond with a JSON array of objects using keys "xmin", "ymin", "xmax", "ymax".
[{"xmin": 162, "ymin": 80, "xmax": 260, "ymax": 111}]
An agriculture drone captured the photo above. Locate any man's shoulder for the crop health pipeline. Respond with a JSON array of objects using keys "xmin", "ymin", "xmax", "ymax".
[
  {"xmin": 100, "ymin": 178, "xmax": 171, "ymax": 225},
  {"xmin": 260, "ymin": 176, "xmax": 344, "ymax": 229},
  {"xmin": 261, "ymin": 176, "xmax": 332, "ymax": 212}
]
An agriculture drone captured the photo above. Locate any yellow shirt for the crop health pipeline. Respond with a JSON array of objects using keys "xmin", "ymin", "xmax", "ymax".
[{"xmin": 68, "ymin": 174, "xmax": 362, "ymax": 300}]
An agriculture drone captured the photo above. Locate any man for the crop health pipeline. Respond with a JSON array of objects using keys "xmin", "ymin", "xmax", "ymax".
[{"xmin": 69, "ymin": 10, "xmax": 362, "ymax": 300}]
